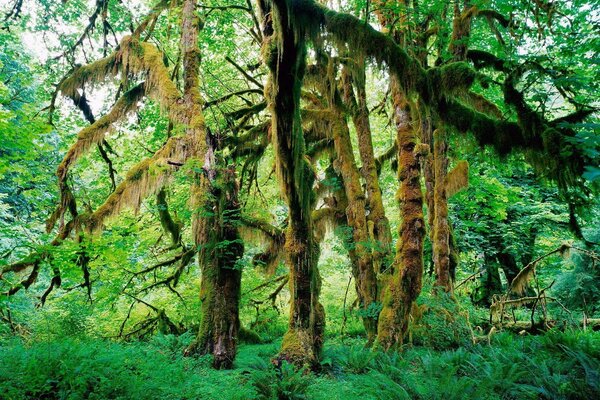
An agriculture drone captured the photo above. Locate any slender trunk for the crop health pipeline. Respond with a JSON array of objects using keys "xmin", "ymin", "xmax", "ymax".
[
  {"xmin": 420, "ymin": 110, "xmax": 435, "ymax": 276},
  {"xmin": 449, "ymin": 2, "xmax": 475, "ymax": 61},
  {"xmin": 331, "ymin": 106, "xmax": 378, "ymax": 342},
  {"xmin": 341, "ymin": 64, "xmax": 393, "ymax": 278},
  {"xmin": 433, "ymin": 128, "xmax": 452, "ymax": 292},
  {"xmin": 377, "ymin": 81, "xmax": 425, "ymax": 350},
  {"xmin": 260, "ymin": 0, "xmax": 324, "ymax": 365}
]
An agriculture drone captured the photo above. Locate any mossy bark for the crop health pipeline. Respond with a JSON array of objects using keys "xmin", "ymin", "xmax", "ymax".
[
  {"xmin": 156, "ymin": 188, "xmax": 182, "ymax": 247},
  {"xmin": 331, "ymin": 106, "xmax": 379, "ymax": 342},
  {"xmin": 449, "ymin": 2, "xmax": 476, "ymax": 61},
  {"xmin": 178, "ymin": 0, "xmax": 243, "ymax": 369},
  {"xmin": 377, "ymin": 81, "xmax": 425, "ymax": 350},
  {"xmin": 341, "ymin": 65, "xmax": 393, "ymax": 279},
  {"xmin": 260, "ymin": 0, "xmax": 324, "ymax": 366},
  {"xmin": 432, "ymin": 128, "xmax": 452, "ymax": 292},
  {"xmin": 419, "ymin": 110, "xmax": 435, "ymax": 275},
  {"xmin": 190, "ymin": 167, "xmax": 243, "ymax": 369}
]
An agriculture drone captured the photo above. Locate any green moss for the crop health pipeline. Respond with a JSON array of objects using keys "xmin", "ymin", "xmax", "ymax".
[
  {"xmin": 280, "ymin": 329, "xmax": 317, "ymax": 366},
  {"xmin": 428, "ymin": 62, "xmax": 476, "ymax": 97}
]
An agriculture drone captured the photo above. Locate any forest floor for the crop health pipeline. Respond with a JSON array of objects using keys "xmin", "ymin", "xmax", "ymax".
[{"xmin": 0, "ymin": 329, "xmax": 598, "ymax": 400}]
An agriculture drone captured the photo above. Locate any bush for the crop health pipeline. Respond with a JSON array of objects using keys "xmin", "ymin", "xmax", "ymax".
[{"xmin": 409, "ymin": 290, "xmax": 473, "ymax": 350}]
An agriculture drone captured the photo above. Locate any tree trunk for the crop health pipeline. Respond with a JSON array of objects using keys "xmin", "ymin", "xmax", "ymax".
[
  {"xmin": 377, "ymin": 81, "xmax": 425, "ymax": 350},
  {"xmin": 180, "ymin": 0, "xmax": 243, "ymax": 369},
  {"xmin": 331, "ymin": 106, "xmax": 378, "ymax": 342},
  {"xmin": 192, "ymin": 167, "xmax": 243, "ymax": 369},
  {"xmin": 472, "ymin": 254, "xmax": 503, "ymax": 307},
  {"xmin": 420, "ymin": 110, "xmax": 436, "ymax": 275},
  {"xmin": 433, "ymin": 128, "xmax": 452, "ymax": 292},
  {"xmin": 260, "ymin": 0, "xmax": 324, "ymax": 365},
  {"xmin": 341, "ymin": 64, "xmax": 393, "ymax": 280}
]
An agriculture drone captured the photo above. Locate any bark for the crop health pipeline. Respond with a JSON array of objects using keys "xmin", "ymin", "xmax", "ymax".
[
  {"xmin": 180, "ymin": 0, "xmax": 243, "ymax": 369},
  {"xmin": 260, "ymin": 0, "xmax": 324, "ymax": 365},
  {"xmin": 341, "ymin": 64, "xmax": 393, "ymax": 279},
  {"xmin": 472, "ymin": 254, "xmax": 503, "ymax": 307},
  {"xmin": 191, "ymin": 167, "xmax": 244, "ymax": 369},
  {"xmin": 419, "ymin": 110, "xmax": 435, "ymax": 275},
  {"xmin": 377, "ymin": 81, "xmax": 425, "ymax": 350},
  {"xmin": 157, "ymin": 188, "xmax": 182, "ymax": 247},
  {"xmin": 372, "ymin": 1, "xmax": 425, "ymax": 350},
  {"xmin": 433, "ymin": 128, "xmax": 452, "ymax": 292},
  {"xmin": 449, "ymin": 2, "xmax": 476, "ymax": 61},
  {"xmin": 331, "ymin": 104, "xmax": 378, "ymax": 342}
]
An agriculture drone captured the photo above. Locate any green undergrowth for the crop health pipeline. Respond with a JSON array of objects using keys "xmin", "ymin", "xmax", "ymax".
[{"xmin": 0, "ymin": 330, "xmax": 598, "ymax": 400}]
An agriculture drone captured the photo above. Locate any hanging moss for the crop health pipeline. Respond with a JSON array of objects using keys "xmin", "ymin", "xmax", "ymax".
[
  {"xmin": 86, "ymin": 136, "xmax": 188, "ymax": 232},
  {"xmin": 446, "ymin": 160, "xmax": 469, "ymax": 197},
  {"xmin": 260, "ymin": 0, "xmax": 325, "ymax": 366},
  {"xmin": 426, "ymin": 62, "xmax": 476, "ymax": 98},
  {"xmin": 460, "ymin": 92, "xmax": 503, "ymax": 118},
  {"xmin": 57, "ymin": 84, "xmax": 145, "ymax": 185},
  {"xmin": 59, "ymin": 53, "xmax": 118, "ymax": 99},
  {"xmin": 291, "ymin": 0, "xmax": 476, "ymax": 103}
]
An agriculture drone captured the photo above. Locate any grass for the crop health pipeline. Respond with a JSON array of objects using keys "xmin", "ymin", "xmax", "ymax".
[{"xmin": 0, "ymin": 329, "xmax": 598, "ymax": 400}]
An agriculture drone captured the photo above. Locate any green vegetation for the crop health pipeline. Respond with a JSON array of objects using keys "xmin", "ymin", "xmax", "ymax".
[{"xmin": 0, "ymin": 0, "xmax": 599, "ymax": 399}]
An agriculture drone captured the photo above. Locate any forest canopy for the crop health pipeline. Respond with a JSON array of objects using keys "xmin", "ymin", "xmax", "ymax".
[{"xmin": 0, "ymin": 0, "xmax": 599, "ymax": 399}]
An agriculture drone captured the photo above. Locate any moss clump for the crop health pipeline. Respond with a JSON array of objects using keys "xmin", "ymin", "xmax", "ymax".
[
  {"xmin": 446, "ymin": 160, "xmax": 469, "ymax": 197},
  {"xmin": 409, "ymin": 293, "xmax": 473, "ymax": 350},
  {"xmin": 429, "ymin": 62, "xmax": 476, "ymax": 97},
  {"xmin": 279, "ymin": 329, "xmax": 317, "ymax": 366}
]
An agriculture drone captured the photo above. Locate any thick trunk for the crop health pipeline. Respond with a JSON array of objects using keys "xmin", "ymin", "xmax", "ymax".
[
  {"xmin": 433, "ymin": 128, "xmax": 452, "ymax": 292},
  {"xmin": 377, "ymin": 81, "xmax": 425, "ymax": 350},
  {"xmin": 180, "ymin": 0, "xmax": 242, "ymax": 369},
  {"xmin": 192, "ymin": 168, "xmax": 243, "ymax": 369},
  {"xmin": 472, "ymin": 254, "xmax": 503, "ymax": 307},
  {"xmin": 260, "ymin": 0, "xmax": 324, "ymax": 365}
]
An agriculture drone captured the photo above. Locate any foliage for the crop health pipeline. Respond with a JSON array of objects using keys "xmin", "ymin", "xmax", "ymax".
[{"xmin": 1, "ymin": 332, "xmax": 598, "ymax": 399}]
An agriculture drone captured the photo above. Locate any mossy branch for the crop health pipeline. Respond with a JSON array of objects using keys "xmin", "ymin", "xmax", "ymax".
[
  {"xmin": 86, "ymin": 136, "xmax": 189, "ymax": 232},
  {"xmin": 56, "ymin": 83, "xmax": 145, "ymax": 184},
  {"xmin": 292, "ymin": 0, "xmax": 476, "ymax": 101}
]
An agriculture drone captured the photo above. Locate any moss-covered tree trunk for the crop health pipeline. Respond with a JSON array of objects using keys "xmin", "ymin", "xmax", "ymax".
[
  {"xmin": 177, "ymin": 0, "xmax": 243, "ymax": 369},
  {"xmin": 331, "ymin": 104, "xmax": 379, "ymax": 342},
  {"xmin": 472, "ymin": 254, "xmax": 503, "ymax": 307},
  {"xmin": 260, "ymin": 0, "xmax": 324, "ymax": 365},
  {"xmin": 341, "ymin": 64, "xmax": 393, "ymax": 279},
  {"xmin": 433, "ymin": 128, "xmax": 452, "ymax": 292},
  {"xmin": 421, "ymin": 113, "xmax": 435, "ymax": 269},
  {"xmin": 377, "ymin": 82, "xmax": 425, "ymax": 350},
  {"xmin": 192, "ymin": 167, "xmax": 244, "ymax": 369}
]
